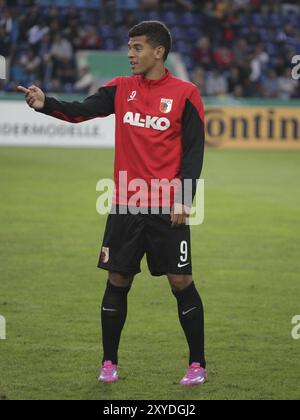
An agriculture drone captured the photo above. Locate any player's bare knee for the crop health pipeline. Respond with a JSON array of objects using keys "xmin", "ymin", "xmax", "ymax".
[
  {"xmin": 167, "ymin": 274, "xmax": 193, "ymax": 291},
  {"xmin": 109, "ymin": 271, "xmax": 134, "ymax": 288}
]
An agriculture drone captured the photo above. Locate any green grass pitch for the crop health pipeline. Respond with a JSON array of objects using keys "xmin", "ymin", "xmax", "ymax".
[{"xmin": 0, "ymin": 147, "xmax": 299, "ymax": 400}]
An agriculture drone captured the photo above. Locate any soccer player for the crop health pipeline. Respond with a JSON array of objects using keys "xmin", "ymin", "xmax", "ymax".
[{"xmin": 18, "ymin": 21, "xmax": 207, "ymax": 387}]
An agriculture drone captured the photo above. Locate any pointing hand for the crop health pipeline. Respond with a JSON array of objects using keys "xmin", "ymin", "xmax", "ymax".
[{"xmin": 17, "ymin": 85, "xmax": 45, "ymax": 110}]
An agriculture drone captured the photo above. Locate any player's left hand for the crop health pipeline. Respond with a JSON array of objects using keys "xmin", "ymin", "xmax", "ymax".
[{"xmin": 171, "ymin": 203, "xmax": 190, "ymax": 227}]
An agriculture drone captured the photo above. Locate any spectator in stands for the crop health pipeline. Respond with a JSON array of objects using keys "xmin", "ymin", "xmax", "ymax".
[
  {"xmin": 215, "ymin": 0, "xmax": 230, "ymax": 20},
  {"xmin": 80, "ymin": 25, "xmax": 102, "ymax": 50},
  {"xmin": 261, "ymin": 69, "xmax": 280, "ymax": 98},
  {"xmin": 55, "ymin": 57, "xmax": 76, "ymax": 88},
  {"xmin": 285, "ymin": 32, "xmax": 300, "ymax": 55},
  {"xmin": 278, "ymin": 68, "xmax": 298, "ymax": 99},
  {"xmin": 222, "ymin": 3, "xmax": 240, "ymax": 45},
  {"xmin": 250, "ymin": 0, "xmax": 262, "ymax": 12},
  {"xmin": 268, "ymin": 0, "xmax": 281, "ymax": 13},
  {"xmin": 281, "ymin": 0, "xmax": 300, "ymax": 15},
  {"xmin": 63, "ymin": 5, "xmax": 80, "ymax": 29},
  {"xmin": 39, "ymin": 33, "xmax": 53, "ymax": 86},
  {"xmin": 206, "ymin": 69, "xmax": 228, "ymax": 97},
  {"xmin": 50, "ymin": 34, "xmax": 74, "ymax": 83},
  {"xmin": 202, "ymin": 1, "xmax": 223, "ymax": 42},
  {"xmin": 50, "ymin": 34, "xmax": 73, "ymax": 63},
  {"xmin": 0, "ymin": 8, "xmax": 13, "ymax": 34},
  {"xmin": 0, "ymin": 0, "xmax": 6, "ymax": 10},
  {"xmin": 27, "ymin": 19, "xmax": 49, "ymax": 52},
  {"xmin": 121, "ymin": 11, "xmax": 139, "ymax": 31},
  {"xmin": 191, "ymin": 66, "xmax": 206, "ymax": 95},
  {"xmin": 25, "ymin": 4, "xmax": 40, "ymax": 29},
  {"xmin": 46, "ymin": 17, "xmax": 60, "ymax": 40},
  {"xmin": 245, "ymin": 25, "xmax": 262, "ymax": 47},
  {"xmin": 74, "ymin": 65, "xmax": 99, "ymax": 95},
  {"xmin": 63, "ymin": 15, "xmax": 82, "ymax": 50},
  {"xmin": 242, "ymin": 76, "xmax": 259, "ymax": 97},
  {"xmin": 213, "ymin": 44, "xmax": 234, "ymax": 70},
  {"xmin": 233, "ymin": 38, "xmax": 249, "ymax": 68},
  {"xmin": 227, "ymin": 65, "xmax": 244, "ymax": 94},
  {"xmin": 45, "ymin": 6, "xmax": 61, "ymax": 27},
  {"xmin": 277, "ymin": 22, "xmax": 297, "ymax": 43},
  {"xmin": 273, "ymin": 55, "xmax": 289, "ymax": 77},
  {"xmin": 10, "ymin": 56, "xmax": 28, "ymax": 87},
  {"xmin": 0, "ymin": 26, "xmax": 11, "ymax": 58},
  {"xmin": 231, "ymin": 84, "xmax": 244, "ymax": 98},
  {"xmin": 249, "ymin": 44, "xmax": 269, "ymax": 83},
  {"xmin": 102, "ymin": 0, "xmax": 115, "ymax": 25},
  {"xmin": 292, "ymin": 84, "xmax": 300, "ymax": 99},
  {"xmin": 19, "ymin": 48, "xmax": 41, "ymax": 84},
  {"xmin": 193, "ymin": 37, "xmax": 214, "ymax": 71}
]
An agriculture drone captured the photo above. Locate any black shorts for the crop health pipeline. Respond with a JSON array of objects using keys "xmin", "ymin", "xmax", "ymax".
[{"xmin": 97, "ymin": 207, "xmax": 192, "ymax": 277}]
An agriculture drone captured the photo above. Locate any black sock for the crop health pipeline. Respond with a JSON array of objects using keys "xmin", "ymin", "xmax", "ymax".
[
  {"xmin": 101, "ymin": 280, "xmax": 131, "ymax": 365},
  {"xmin": 172, "ymin": 282, "xmax": 206, "ymax": 368}
]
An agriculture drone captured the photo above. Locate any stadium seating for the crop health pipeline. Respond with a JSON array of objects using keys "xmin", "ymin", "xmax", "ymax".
[
  {"xmin": 0, "ymin": 0, "xmax": 299, "ymax": 98},
  {"xmin": 38, "ymin": 0, "xmax": 103, "ymax": 7}
]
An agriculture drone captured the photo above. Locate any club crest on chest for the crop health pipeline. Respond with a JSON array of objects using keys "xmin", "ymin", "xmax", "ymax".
[{"xmin": 160, "ymin": 98, "xmax": 173, "ymax": 114}]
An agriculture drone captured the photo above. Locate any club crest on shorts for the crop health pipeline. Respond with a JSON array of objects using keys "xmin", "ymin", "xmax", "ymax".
[
  {"xmin": 101, "ymin": 247, "xmax": 110, "ymax": 263},
  {"xmin": 160, "ymin": 98, "xmax": 173, "ymax": 114}
]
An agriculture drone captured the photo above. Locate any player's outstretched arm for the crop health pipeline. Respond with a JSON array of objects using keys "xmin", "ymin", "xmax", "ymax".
[
  {"xmin": 18, "ymin": 82, "xmax": 117, "ymax": 124},
  {"xmin": 17, "ymin": 85, "xmax": 45, "ymax": 111}
]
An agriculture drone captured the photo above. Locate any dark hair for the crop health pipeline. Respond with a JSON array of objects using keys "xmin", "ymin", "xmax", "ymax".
[{"xmin": 128, "ymin": 21, "xmax": 172, "ymax": 61}]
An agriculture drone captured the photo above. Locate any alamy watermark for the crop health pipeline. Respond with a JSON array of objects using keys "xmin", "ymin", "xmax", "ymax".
[
  {"xmin": 0, "ymin": 55, "xmax": 6, "ymax": 80},
  {"xmin": 96, "ymin": 172, "xmax": 204, "ymax": 225},
  {"xmin": 291, "ymin": 315, "xmax": 300, "ymax": 340},
  {"xmin": 0, "ymin": 315, "xmax": 6, "ymax": 340},
  {"xmin": 291, "ymin": 55, "xmax": 300, "ymax": 80}
]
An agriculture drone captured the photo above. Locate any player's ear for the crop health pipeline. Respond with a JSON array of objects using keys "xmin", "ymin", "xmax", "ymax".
[{"xmin": 155, "ymin": 46, "xmax": 165, "ymax": 60}]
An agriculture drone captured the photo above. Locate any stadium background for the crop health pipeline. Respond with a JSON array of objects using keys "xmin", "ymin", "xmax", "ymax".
[{"xmin": 0, "ymin": 0, "xmax": 300, "ymax": 400}]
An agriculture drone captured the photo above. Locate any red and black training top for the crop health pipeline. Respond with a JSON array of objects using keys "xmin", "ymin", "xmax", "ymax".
[{"xmin": 38, "ymin": 69, "xmax": 205, "ymax": 208}]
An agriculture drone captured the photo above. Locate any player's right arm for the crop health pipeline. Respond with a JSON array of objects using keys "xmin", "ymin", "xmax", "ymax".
[{"xmin": 17, "ymin": 79, "xmax": 118, "ymax": 123}]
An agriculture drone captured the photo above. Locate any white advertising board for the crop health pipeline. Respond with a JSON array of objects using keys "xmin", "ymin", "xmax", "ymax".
[{"xmin": 0, "ymin": 101, "xmax": 115, "ymax": 147}]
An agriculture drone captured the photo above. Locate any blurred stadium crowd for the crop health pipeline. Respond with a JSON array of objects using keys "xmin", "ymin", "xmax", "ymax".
[{"xmin": 0, "ymin": 0, "xmax": 300, "ymax": 98}]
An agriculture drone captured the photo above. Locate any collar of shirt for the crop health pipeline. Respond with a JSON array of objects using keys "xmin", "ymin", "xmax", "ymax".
[{"xmin": 139, "ymin": 68, "xmax": 172, "ymax": 87}]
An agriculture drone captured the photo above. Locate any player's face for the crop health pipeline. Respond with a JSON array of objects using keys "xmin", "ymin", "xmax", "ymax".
[{"xmin": 128, "ymin": 36, "xmax": 164, "ymax": 76}]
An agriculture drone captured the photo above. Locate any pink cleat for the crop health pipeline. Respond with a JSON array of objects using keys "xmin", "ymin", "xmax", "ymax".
[
  {"xmin": 98, "ymin": 360, "xmax": 119, "ymax": 383},
  {"xmin": 180, "ymin": 362, "xmax": 208, "ymax": 386}
]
